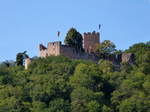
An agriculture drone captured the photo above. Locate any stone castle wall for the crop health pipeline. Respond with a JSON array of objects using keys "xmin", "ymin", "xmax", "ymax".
[
  {"xmin": 60, "ymin": 45, "xmax": 77, "ymax": 58},
  {"xmin": 122, "ymin": 53, "xmax": 135, "ymax": 64},
  {"xmin": 60, "ymin": 45, "xmax": 99, "ymax": 62},
  {"xmin": 39, "ymin": 31, "xmax": 100, "ymax": 58},
  {"xmin": 83, "ymin": 31, "xmax": 100, "ymax": 53},
  {"xmin": 25, "ymin": 31, "xmax": 135, "ymax": 69},
  {"xmin": 39, "ymin": 42, "xmax": 61, "ymax": 57},
  {"xmin": 39, "ymin": 41, "xmax": 99, "ymax": 62},
  {"xmin": 39, "ymin": 44, "xmax": 48, "ymax": 58},
  {"xmin": 40, "ymin": 50, "xmax": 47, "ymax": 58},
  {"xmin": 47, "ymin": 42, "xmax": 61, "ymax": 56},
  {"xmin": 38, "ymin": 31, "xmax": 135, "ymax": 64}
]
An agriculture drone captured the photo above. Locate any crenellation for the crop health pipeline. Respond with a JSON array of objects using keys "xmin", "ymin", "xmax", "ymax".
[
  {"xmin": 47, "ymin": 41, "xmax": 61, "ymax": 56},
  {"xmin": 83, "ymin": 31, "xmax": 100, "ymax": 53},
  {"xmin": 37, "ymin": 31, "xmax": 135, "ymax": 65},
  {"xmin": 24, "ymin": 30, "xmax": 136, "ymax": 70},
  {"xmin": 25, "ymin": 31, "xmax": 135, "ymax": 69},
  {"xmin": 39, "ymin": 31, "xmax": 101, "ymax": 59}
]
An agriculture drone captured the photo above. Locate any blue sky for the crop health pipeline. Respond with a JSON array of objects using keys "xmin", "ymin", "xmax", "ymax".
[{"xmin": 0, "ymin": 0, "xmax": 150, "ymax": 61}]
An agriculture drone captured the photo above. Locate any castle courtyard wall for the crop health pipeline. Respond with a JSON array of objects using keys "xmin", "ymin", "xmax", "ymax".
[
  {"xmin": 60, "ymin": 45, "xmax": 99, "ymax": 62},
  {"xmin": 60, "ymin": 45, "xmax": 77, "ymax": 58}
]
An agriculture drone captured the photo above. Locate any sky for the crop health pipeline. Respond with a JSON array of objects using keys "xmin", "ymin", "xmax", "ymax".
[{"xmin": 0, "ymin": 0, "xmax": 150, "ymax": 61}]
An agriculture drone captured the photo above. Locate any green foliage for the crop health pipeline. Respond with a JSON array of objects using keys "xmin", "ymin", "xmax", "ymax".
[
  {"xmin": 96, "ymin": 40, "xmax": 116, "ymax": 54},
  {"xmin": 71, "ymin": 87, "xmax": 103, "ymax": 112},
  {"xmin": 126, "ymin": 42, "xmax": 150, "ymax": 64},
  {"xmin": 16, "ymin": 51, "xmax": 29, "ymax": 66},
  {"xmin": 120, "ymin": 62, "xmax": 133, "ymax": 73},
  {"xmin": 0, "ymin": 60, "xmax": 15, "ymax": 68},
  {"xmin": 99, "ymin": 60, "xmax": 115, "ymax": 74},
  {"xmin": 0, "ymin": 41, "xmax": 150, "ymax": 111},
  {"xmin": 16, "ymin": 53, "xmax": 24, "ymax": 66},
  {"xmin": 64, "ymin": 28, "xmax": 84, "ymax": 52},
  {"xmin": 87, "ymin": 101, "xmax": 102, "ymax": 112},
  {"xmin": 48, "ymin": 99, "xmax": 70, "ymax": 112},
  {"xmin": 70, "ymin": 63, "xmax": 103, "ymax": 90}
]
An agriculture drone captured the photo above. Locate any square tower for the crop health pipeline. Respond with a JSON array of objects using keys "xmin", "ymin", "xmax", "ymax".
[
  {"xmin": 83, "ymin": 31, "xmax": 100, "ymax": 53},
  {"xmin": 47, "ymin": 41, "xmax": 61, "ymax": 56}
]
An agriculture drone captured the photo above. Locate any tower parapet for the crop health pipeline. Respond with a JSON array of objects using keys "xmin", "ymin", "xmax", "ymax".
[
  {"xmin": 83, "ymin": 31, "xmax": 100, "ymax": 53},
  {"xmin": 47, "ymin": 41, "xmax": 61, "ymax": 56}
]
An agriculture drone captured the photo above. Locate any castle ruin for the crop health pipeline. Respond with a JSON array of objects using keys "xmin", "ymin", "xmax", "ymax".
[
  {"xmin": 83, "ymin": 31, "xmax": 100, "ymax": 53},
  {"xmin": 25, "ymin": 31, "xmax": 135, "ymax": 69},
  {"xmin": 39, "ymin": 31, "xmax": 100, "ymax": 62}
]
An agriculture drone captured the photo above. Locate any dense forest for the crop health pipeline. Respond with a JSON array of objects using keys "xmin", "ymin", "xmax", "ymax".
[{"xmin": 0, "ymin": 41, "xmax": 150, "ymax": 112}]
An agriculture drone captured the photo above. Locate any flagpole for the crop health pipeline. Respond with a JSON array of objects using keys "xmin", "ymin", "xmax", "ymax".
[
  {"xmin": 99, "ymin": 24, "xmax": 101, "ymax": 43},
  {"xmin": 57, "ymin": 31, "xmax": 60, "ymax": 41}
]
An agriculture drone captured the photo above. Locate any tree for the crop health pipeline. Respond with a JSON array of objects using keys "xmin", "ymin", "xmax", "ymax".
[
  {"xmin": 99, "ymin": 60, "xmax": 114, "ymax": 74},
  {"xmin": 0, "ymin": 85, "xmax": 30, "ymax": 112},
  {"xmin": 16, "ymin": 51, "xmax": 29, "ymax": 66},
  {"xmin": 111, "ymin": 71, "xmax": 150, "ymax": 112},
  {"xmin": 31, "ymin": 101, "xmax": 47, "ymax": 112},
  {"xmin": 0, "ymin": 60, "xmax": 15, "ymax": 67},
  {"xmin": 120, "ymin": 62, "xmax": 133, "ymax": 73},
  {"xmin": 125, "ymin": 42, "xmax": 150, "ymax": 65},
  {"xmin": 71, "ymin": 87, "xmax": 103, "ymax": 112},
  {"xmin": 48, "ymin": 99, "xmax": 70, "ymax": 112},
  {"xmin": 64, "ymin": 28, "xmax": 83, "ymax": 52},
  {"xmin": 70, "ymin": 63, "xmax": 103, "ymax": 91},
  {"xmin": 70, "ymin": 63, "xmax": 104, "ymax": 112},
  {"xmin": 87, "ymin": 101, "xmax": 102, "ymax": 112},
  {"xmin": 1, "ymin": 41, "xmax": 150, "ymax": 112},
  {"xmin": 96, "ymin": 40, "xmax": 116, "ymax": 54}
]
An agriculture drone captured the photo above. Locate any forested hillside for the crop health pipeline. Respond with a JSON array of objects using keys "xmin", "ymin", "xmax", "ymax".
[{"xmin": 0, "ymin": 42, "xmax": 150, "ymax": 112}]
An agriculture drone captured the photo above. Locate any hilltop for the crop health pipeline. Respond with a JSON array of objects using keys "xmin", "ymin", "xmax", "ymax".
[{"xmin": 0, "ymin": 41, "xmax": 150, "ymax": 112}]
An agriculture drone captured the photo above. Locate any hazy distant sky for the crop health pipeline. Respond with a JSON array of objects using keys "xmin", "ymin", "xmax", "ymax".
[{"xmin": 0, "ymin": 0, "xmax": 150, "ymax": 61}]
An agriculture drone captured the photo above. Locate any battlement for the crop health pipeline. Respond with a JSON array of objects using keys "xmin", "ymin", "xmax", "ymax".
[
  {"xmin": 25, "ymin": 31, "xmax": 136, "ymax": 70},
  {"xmin": 47, "ymin": 41, "xmax": 62, "ymax": 56},
  {"xmin": 83, "ymin": 31, "xmax": 100, "ymax": 53},
  {"xmin": 48, "ymin": 41, "xmax": 62, "ymax": 47},
  {"xmin": 39, "ymin": 31, "xmax": 100, "ymax": 58},
  {"xmin": 83, "ymin": 31, "xmax": 100, "ymax": 38}
]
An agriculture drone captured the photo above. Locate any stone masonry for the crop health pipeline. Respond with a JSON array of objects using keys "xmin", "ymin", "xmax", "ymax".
[
  {"xmin": 25, "ymin": 31, "xmax": 135, "ymax": 69},
  {"xmin": 39, "ymin": 31, "xmax": 101, "ymax": 62},
  {"xmin": 83, "ymin": 31, "xmax": 100, "ymax": 53},
  {"xmin": 25, "ymin": 58, "xmax": 31, "ymax": 69},
  {"xmin": 39, "ymin": 41, "xmax": 99, "ymax": 62}
]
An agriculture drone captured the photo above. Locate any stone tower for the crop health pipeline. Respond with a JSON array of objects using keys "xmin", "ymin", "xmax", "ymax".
[
  {"xmin": 25, "ymin": 58, "xmax": 31, "ymax": 69},
  {"xmin": 47, "ymin": 41, "xmax": 61, "ymax": 56},
  {"xmin": 39, "ymin": 41, "xmax": 62, "ymax": 57},
  {"xmin": 83, "ymin": 31, "xmax": 100, "ymax": 53}
]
